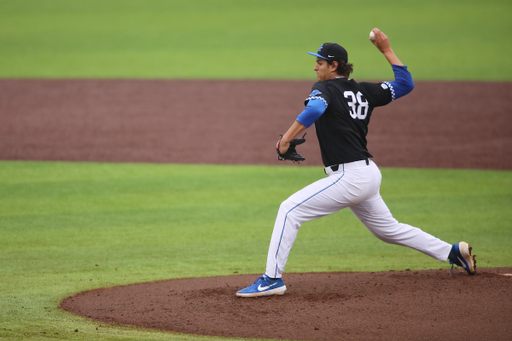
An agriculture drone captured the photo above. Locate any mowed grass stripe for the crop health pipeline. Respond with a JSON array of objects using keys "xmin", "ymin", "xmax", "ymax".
[{"xmin": 0, "ymin": 0, "xmax": 510, "ymax": 80}]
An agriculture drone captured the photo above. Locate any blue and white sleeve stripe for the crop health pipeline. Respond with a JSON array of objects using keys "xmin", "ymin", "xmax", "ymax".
[{"xmin": 385, "ymin": 65, "xmax": 414, "ymax": 101}]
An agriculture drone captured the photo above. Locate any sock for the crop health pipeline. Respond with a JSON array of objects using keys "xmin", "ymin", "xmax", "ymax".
[{"xmin": 448, "ymin": 244, "xmax": 457, "ymax": 263}]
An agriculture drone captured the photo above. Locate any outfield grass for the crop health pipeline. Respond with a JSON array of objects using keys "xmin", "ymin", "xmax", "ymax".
[
  {"xmin": 0, "ymin": 0, "xmax": 511, "ymax": 80},
  {"xmin": 0, "ymin": 161, "xmax": 511, "ymax": 340}
]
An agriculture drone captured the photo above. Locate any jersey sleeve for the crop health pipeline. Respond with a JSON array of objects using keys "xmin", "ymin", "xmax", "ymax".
[
  {"xmin": 296, "ymin": 96, "xmax": 327, "ymax": 128},
  {"xmin": 305, "ymin": 82, "xmax": 330, "ymax": 106},
  {"xmin": 383, "ymin": 65, "xmax": 414, "ymax": 101},
  {"xmin": 360, "ymin": 65, "xmax": 414, "ymax": 107},
  {"xmin": 297, "ymin": 83, "xmax": 331, "ymax": 127}
]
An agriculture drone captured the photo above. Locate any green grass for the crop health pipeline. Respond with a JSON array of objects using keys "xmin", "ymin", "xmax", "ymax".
[
  {"xmin": 1, "ymin": 161, "xmax": 511, "ymax": 339},
  {"xmin": 0, "ymin": 0, "xmax": 511, "ymax": 80}
]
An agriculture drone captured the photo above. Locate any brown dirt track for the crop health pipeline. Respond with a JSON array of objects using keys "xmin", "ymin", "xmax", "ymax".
[
  {"xmin": 1, "ymin": 79, "xmax": 511, "ymax": 169},
  {"xmin": 2, "ymin": 79, "xmax": 512, "ymax": 340}
]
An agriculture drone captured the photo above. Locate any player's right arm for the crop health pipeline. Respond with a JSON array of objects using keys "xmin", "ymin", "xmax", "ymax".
[
  {"xmin": 370, "ymin": 28, "xmax": 403, "ymax": 66},
  {"xmin": 370, "ymin": 28, "xmax": 414, "ymax": 100}
]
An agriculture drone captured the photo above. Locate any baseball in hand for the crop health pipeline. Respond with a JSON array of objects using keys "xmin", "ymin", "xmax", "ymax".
[{"xmin": 369, "ymin": 30, "xmax": 376, "ymax": 41}]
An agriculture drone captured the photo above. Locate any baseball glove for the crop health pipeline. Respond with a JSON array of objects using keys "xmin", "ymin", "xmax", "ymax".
[{"xmin": 276, "ymin": 133, "xmax": 306, "ymax": 162}]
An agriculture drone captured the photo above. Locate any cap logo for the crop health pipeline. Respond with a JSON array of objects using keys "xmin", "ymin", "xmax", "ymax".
[{"xmin": 318, "ymin": 44, "xmax": 324, "ymax": 52}]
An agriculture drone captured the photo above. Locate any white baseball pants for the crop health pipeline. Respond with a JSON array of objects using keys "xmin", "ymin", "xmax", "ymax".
[{"xmin": 266, "ymin": 159, "xmax": 452, "ymax": 278}]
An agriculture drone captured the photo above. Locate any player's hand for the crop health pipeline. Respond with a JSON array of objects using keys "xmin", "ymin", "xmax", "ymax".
[
  {"xmin": 370, "ymin": 28, "xmax": 404, "ymax": 66},
  {"xmin": 370, "ymin": 28, "xmax": 391, "ymax": 53},
  {"xmin": 278, "ymin": 140, "xmax": 290, "ymax": 155},
  {"xmin": 276, "ymin": 134, "xmax": 306, "ymax": 162}
]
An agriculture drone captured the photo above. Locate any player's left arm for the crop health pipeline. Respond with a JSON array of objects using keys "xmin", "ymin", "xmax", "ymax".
[
  {"xmin": 279, "ymin": 88, "xmax": 329, "ymax": 154},
  {"xmin": 279, "ymin": 120, "xmax": 308, "ymax": 155}
]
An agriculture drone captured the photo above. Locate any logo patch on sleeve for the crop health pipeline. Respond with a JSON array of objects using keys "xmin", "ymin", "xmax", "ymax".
[{"xmin": 381, "ymin": 83, "xmax": 389, "ymax": 90}]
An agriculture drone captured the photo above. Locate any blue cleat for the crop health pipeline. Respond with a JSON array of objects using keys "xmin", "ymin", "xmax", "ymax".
[
  {"xmin": 236, "ymin": 274, "xmax": 287, "ymax": 297},
  {"xmin": 449, "ymin": 242, "xmax": 476, "ymax": 275}
]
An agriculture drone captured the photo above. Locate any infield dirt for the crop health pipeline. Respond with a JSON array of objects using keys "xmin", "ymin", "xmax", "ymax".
[
  {"xmin": 1, "ymin": 80, "xmax": 511, "ymax": 169},
  {"xmin": 1, "ymin": 79, "xmax": 511, "ymax": 340}
]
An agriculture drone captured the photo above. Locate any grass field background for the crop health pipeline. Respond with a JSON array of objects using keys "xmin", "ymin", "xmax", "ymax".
[
  {"xmin": 0, "ymin": 0, "xmax": 511, "ymax": 80},
  {"xmin": 1, "ymin": 0, "xmax": 511, "ymax": 340},
  {"xmin": 1, "ymin": 162, "xmax": 511, "ymax": 340}
]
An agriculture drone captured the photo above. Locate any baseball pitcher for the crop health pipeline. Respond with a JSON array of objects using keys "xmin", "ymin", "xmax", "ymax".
[{"xmin": 237, "ymin": 28, "xmax": 476, "ymax": 297}]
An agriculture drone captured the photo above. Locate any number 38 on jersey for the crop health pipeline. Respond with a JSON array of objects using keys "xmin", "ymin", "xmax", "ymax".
[{"xmin": 344, "ymin": 90, "xmax": 369, "ymax": 120}]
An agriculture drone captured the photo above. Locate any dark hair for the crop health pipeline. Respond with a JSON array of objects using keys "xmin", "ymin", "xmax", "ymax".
[{"xmin": 329, "ymin": 60, "xmax": 354, "ymax": 77}]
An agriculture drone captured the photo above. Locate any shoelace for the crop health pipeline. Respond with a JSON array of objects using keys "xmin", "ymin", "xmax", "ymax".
[
  {"xmin": 254, "ymin": 276, "xmax": 271, "ymax": 284},
  {"xmin": 254, "ymin": 275, "xmax": 274, "ymax": 286},
  {"xmin": 254, "ymin": 276, "xmax": 264, "ymax": 284}
]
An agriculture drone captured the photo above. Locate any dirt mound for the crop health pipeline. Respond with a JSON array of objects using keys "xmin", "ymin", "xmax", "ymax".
[{"xmin": 61, "ymin": 268, "xmax": 512, "ymax": 341}]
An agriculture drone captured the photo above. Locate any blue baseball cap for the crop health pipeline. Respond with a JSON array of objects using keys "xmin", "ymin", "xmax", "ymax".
[{"xmin": 307, "ymin": 43, "xmax": 348, "ymax": 63}]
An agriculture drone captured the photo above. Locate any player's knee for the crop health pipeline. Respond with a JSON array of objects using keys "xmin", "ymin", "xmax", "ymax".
[{"xmin": 279, "ymin": 198, "xmax": 296, "ymax": 213}]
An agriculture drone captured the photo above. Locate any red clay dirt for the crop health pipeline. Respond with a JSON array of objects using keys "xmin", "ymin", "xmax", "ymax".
[
  {"xmin": 61, "ymin": 269, "xmax": 512, "ymax": 341},
  {"xmin": 1, "ymin": 79, "xmax": 512, "ymax": 340},
  {"xmin": 1, "ymin": 80, "xmax": 511, "ymax": 169}
]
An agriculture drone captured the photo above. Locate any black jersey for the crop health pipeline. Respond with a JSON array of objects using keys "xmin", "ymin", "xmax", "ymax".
[{"xmin": 306, "ymin": 78, "xmax": 392, "ymax": 166}]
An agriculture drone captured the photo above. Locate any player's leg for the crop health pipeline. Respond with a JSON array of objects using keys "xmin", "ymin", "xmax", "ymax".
[
  {"xmin": 349, "ymin": 161, "xmax": 452, "ymax": 261},
  {"xmin": 237, "ymin": 175, "xmax": 350, "ymax": 297},
  {"xmin": 265, "ymin": 161, "xmax": 378, "ymax": 279},
  {"xmin": 265, "ymin": 175, "xmax": 350, "ymax": 278},
  {"xmin": 350, "ymin": 193, "xmax": 452, "ymax": 261},
  {"xmin": 350, "ymin": 192, "xmax": 475, "ymax": 274}
]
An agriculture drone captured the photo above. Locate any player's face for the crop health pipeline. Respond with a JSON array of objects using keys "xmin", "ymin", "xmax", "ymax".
[{"xmin": 314, "ymin": 58, "xmax": 336, "ymax": 81}]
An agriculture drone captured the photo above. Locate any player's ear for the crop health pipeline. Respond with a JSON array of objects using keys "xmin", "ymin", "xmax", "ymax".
[{"xmin": 330, "ymin": 60, "xmax": 339, "ymax": 72}]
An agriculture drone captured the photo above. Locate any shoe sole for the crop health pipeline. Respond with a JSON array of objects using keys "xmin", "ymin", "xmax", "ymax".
[
  {"xmin": 459, "ymin": 241, "xmax": 477, "ymax": 275},
  {"xmin": 236, "ymin": 285, "xmax": 287, "ymax": 298}
]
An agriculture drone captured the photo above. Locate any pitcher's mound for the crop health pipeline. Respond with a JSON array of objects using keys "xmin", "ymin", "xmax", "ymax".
[{"xmin": 61, "ymin": 268, "xmax": 512, "ymax": 341}]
